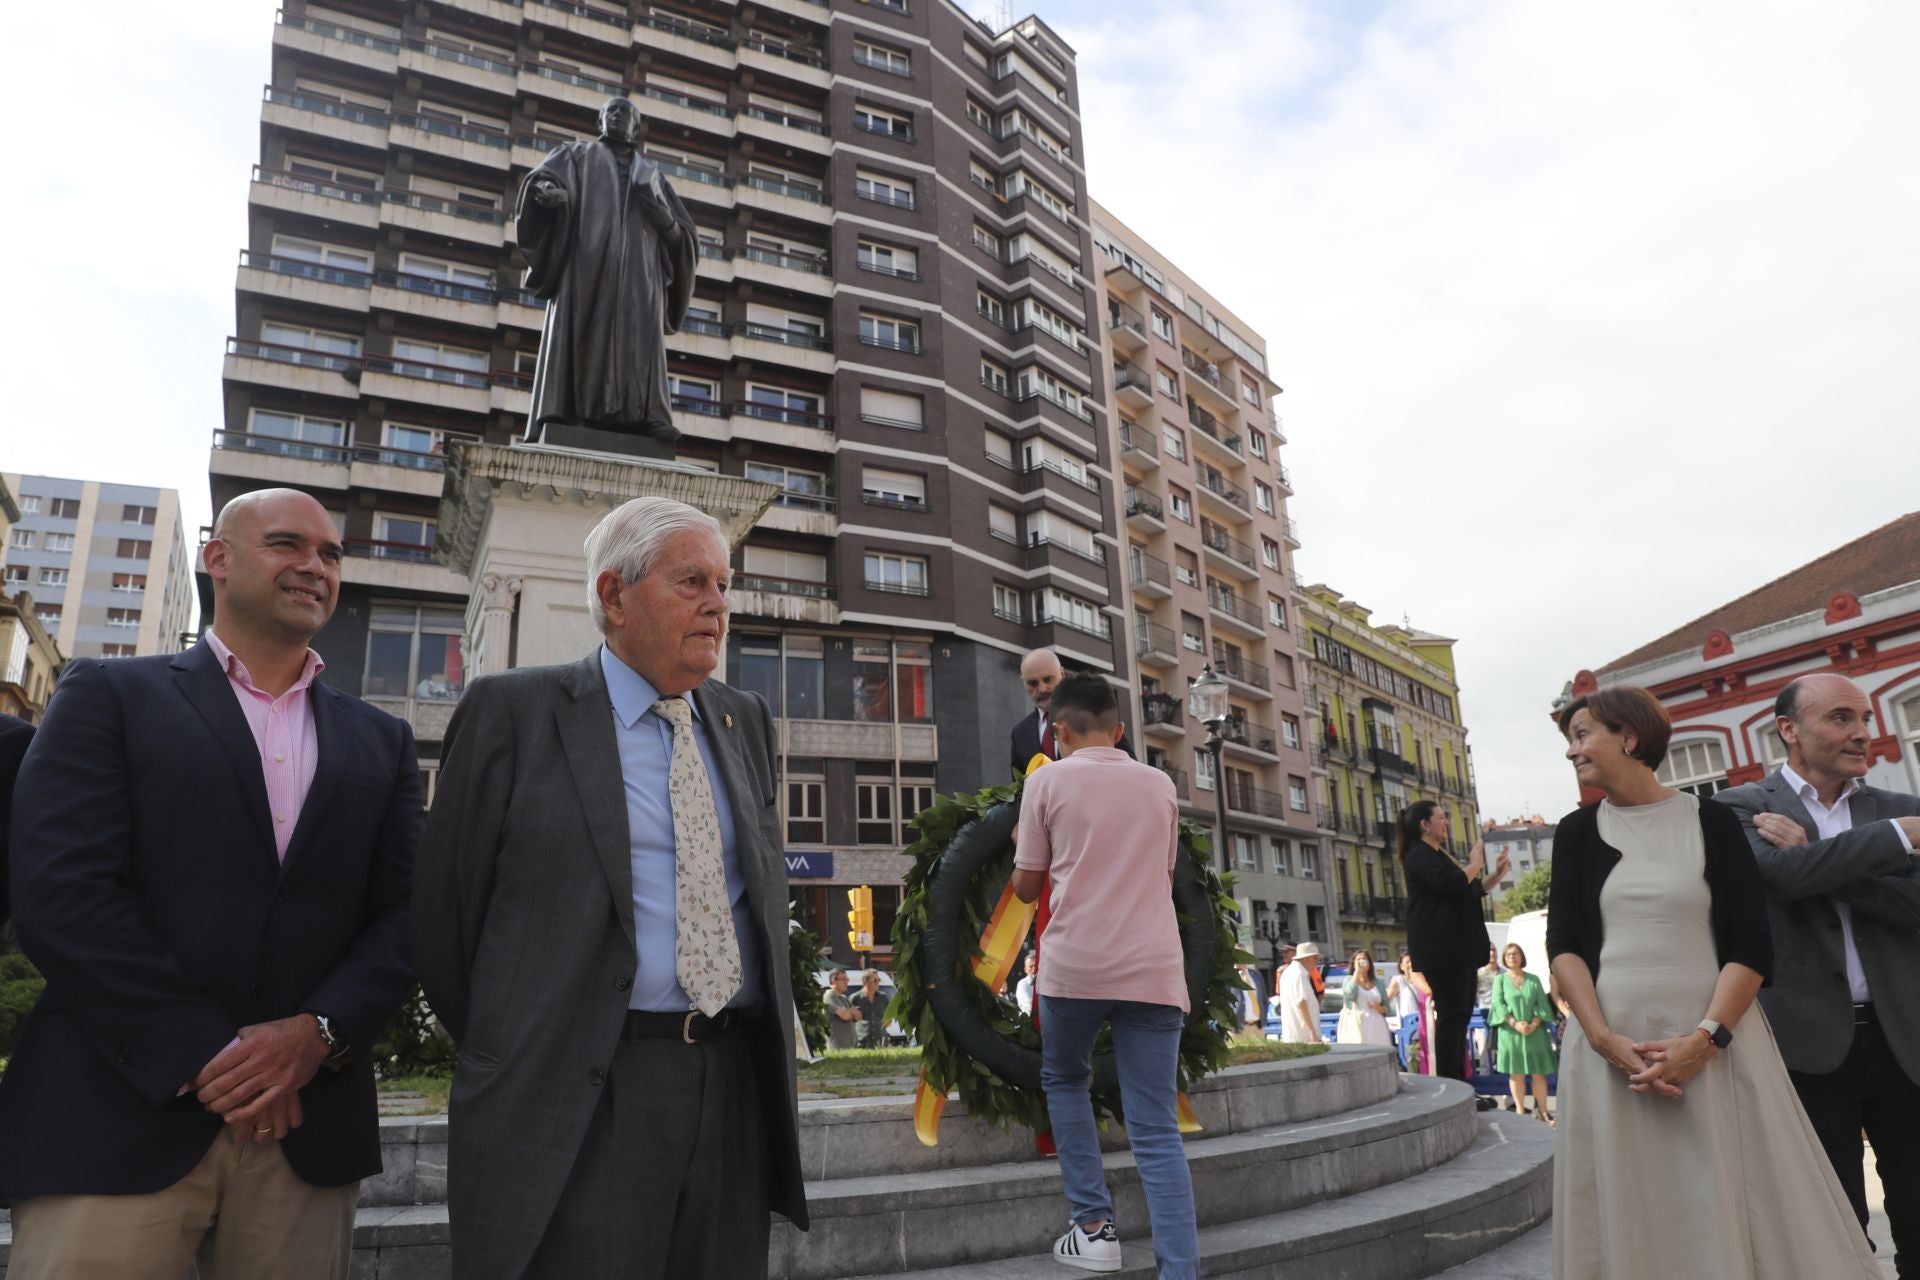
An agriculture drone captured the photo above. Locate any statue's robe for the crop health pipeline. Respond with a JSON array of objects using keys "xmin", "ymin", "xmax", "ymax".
[{"xmin": 516, "ymin": 141, "xmax": 698, "ymax": 436}]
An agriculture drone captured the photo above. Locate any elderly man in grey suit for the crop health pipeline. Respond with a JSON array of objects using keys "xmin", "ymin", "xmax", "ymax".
[
  {"xmin": 413, "ymin": 496, "xmax": 808, "ymax": 1279},
  {"xmin": 1720, "ymin": 673, "xmax": 1920, "ymax": 1275}
]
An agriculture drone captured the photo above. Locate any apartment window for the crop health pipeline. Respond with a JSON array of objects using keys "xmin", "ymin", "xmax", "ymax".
[
  {"xmin": 1282, "ymin": 715, "xmax": 1301, "ymax": 749},
  {"xmin": 397, "ymin": 252, "xmax": 491, "ymax": 291},
  {"xmin": 976, "ymin": 289, "xmax": 1007, "ymax": 327},
  {"xmin": 1255, "ymin": 481, "xmax": 1275, "ymax": 514},
  {"xmin": 1247, "ymin": 429, "xmax": 1268, "ymax": 459},
  {"xmin": 1270, "ymin": 838, "xmax": 1292, "ymax": 876},
  {"xmin": 17, "ymin": 496, "xmax": 39, "ymax": 514},
  {"xmin": 116, "ymin": 538, "xmax": 150, "ymax": 559},
  {"xmin": 1273, "ymin": 653, "xmax": 1296, "ymax": 690},
  {"xmin": 1033, "ymin": 588, "xmax": 1107, "ymax": 637},
  {"xmin": 49, "ymin": 498, "xmax": 82, "ymax": 519},
  {"xmin": 112, "ymin": 573, "xmax": 146, "ymax": 593},
  {"xmin": 854, "ymin": 102, "xmax": 914, "ymax": 140},
  {"xmin": 37, "ymin": 568, "xmax": 68, "ymax": 588},
  {"xmin": 858, "ymin": 312, "xmax": 921, "ymax": 352},
  {"xmin": 963, "ymin": 40, "xmax": 988, "ymax": 68},
  {"xmin": 865, "ymin": 551, "xmax": 929, "ymax": 595},
  {"xmin": 972, "ymin": 226, "xmax": 1005, "ymax": 261},
  {"xmin": 1234, "ymin": 833, "xmax": 1260, "ymax": 872},
  {"xmin": 844, "ymin": 388, "xmax": 921, "ymax": 435},
  {"xmin": 35, "ymin": 604, "xmax": 63, "ymax": 627},
  {"xmin": 248, "ymin": 408, "xmax": 347, "ymax": 460},
  {"xmin": 901, "ymin": 776, "xmax": 935, "ymax": 826},
  {"xmin": 744, "ymin": 385, "xmax": 824, "ymax": 425},
  {"xmin": 980, "ymin": 358, "xmax": 1010, "ymax": 395},
  {"xmin": 1300, "ymin": 844, "xmax": 1320, "ymax": 879},
  {"xmin": 374, "ymin": 514, "xmax": 436, "ymax": 557},
  {"xmin": 856, "ymin": 780, "xmax": 897, "ymax": 843},
  {"xmin": 852, "ymin": 642, "xmax": 894, "ymax": 722},
  {"xmin": 861, "ymin": 467, "xmax": 927, "ymax": 508},
  {"xmin": 1167, "ymin": 487, "xmax": 1192, "ymax": 524},
  {"xmin": 1243, "ymin": 379, "xmax": 1264, "ymax": 409},
  {"xmin": 670, "ymin": 375, "xmax": 720, "ymax": 412},
  {"xmin": 8, "ymin": 530, "xmax": 34, "ymax": 550},
  {"xmin": 855, "ymin": 169, "xmax": 915, "ymax": 208},
  {"xmin": 856, "ymin": 239, "xmax": 919, "ymax": 279},
  {"xmin": 1194, "ymin": 750, "xmax": 1216, "ymax": 792},
  {"xmin": 106, "ymin": 607, "xmax": 141, "ymax": 629},
  {"xmin": 1289, "ymin": 777, "xmax": 1309, "ymax": 811},
  {"xmin": 965, "ymin": 97, "xmax": 992, "ymax": 130},
  {"xmin": 1150, "ymin": 307, "xmax": 1173, "ymax": 341},
  {"xmin": 744, "ymin": 462, "xmax": 830, "ymax": 510},
  {"xmin": 1260, "ymin": 537, "xmax": 1281, "ymax": 570},
  {"xmin": 260, "ymin": 321, "xmax": 361, "ymax": 360},
  {"xmin": 852, "ymin": 40, "xmax": 911, "ymax": 76},
  {"xmin": 990, "ymin": 502, "xmax": 1018, "ymax": 550},
  {"xmin": 784, "ymin": 636, "xmax": 825, "ymax": 718},
  {"xmin": 394, "ymin": 338, "xmax": 487, "ymax": 378},
  {"xmin": 1175, "ymin": 551, "xmax": 1199, "ymax": 588},
  {"xmin": 364, "ymin": 604, "xmax": 465, "ymax": 703},
  {"xmin": 1155, "ymin": 363, "xmax": 1178, "ymax": 399},
  {"xmin": 786, "ymin": 775, "xmax": 825, "ymax": 842},
  {"xmin": 1268, "ymin": 596, "xmax": 1289, "ymax": 629},
  {"xmin": 1181, "ymin": 612, "xmax": 1205, "ymax": 652},
  {"xmin": 896, "ymin": 642, "xmax": 933, "ymax": 721},
  {"xmin": 1657, "ymin": 740, "xmax": 1731, "ymax": 799},
  {"xmin": 1162, "ymin": 425, "xmax": 1186, "ymax": 460},
  {"xmin": 2, "ymin": 565, "xmax": 25, "ymax": 583},
  {"xmin": 741, "ymin": 546, "xmax": 830, "ymax": 594},
  {"xmin": 993, "ymin": 582, "xmax": 1023, "ymax": 621},
  {"xmin": 100, "ymin": 644, "xmax": 137, "ymax": 658}
]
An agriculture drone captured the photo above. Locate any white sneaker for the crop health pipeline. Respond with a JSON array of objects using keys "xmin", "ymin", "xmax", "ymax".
[{"xmin": 1053, "ymin": 1220, "xmax": 1121, "ymax": 1272}]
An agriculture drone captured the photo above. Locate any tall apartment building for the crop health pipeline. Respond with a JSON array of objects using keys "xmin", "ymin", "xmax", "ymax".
[
  {"xmin": 1, "ymin": 475, "xmax": 193, "ymax": 661},
  {"xmin": 1301, "ymin": 583, "xmax": 1480, "ymax": 961},
  {"xmin": 218, "ymin": 0, "xmax": 1126, "ymax": 959},
  {"xmin": 1089, "ymin": 205, "xmax": 1328, "ymax": 955}
]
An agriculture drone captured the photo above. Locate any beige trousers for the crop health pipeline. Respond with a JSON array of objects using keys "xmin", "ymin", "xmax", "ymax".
[{"xmin": 7, "ymin": 1127, "xmax": 357, "ymax": 1280}]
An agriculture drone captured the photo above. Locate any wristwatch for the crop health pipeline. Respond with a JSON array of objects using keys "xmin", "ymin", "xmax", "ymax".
[
  {"xmin": 1696, "ymin": 1019, "xmax": 1732, "ymax": 1050},
  {"xmin": 309, "ymin": 1012, "xmax": 351, "ymax": 1066}
]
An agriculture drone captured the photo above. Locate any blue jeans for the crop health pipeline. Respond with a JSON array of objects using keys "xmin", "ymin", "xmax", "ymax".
[{"xmin": 1039, "ymin": 996, "xmax": 1199, "ymax": 1280}]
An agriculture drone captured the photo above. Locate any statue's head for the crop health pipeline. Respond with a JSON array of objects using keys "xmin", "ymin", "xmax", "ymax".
[{"xmin": 598, "ymin": 97, "xmax": 642, "ymax": 146}]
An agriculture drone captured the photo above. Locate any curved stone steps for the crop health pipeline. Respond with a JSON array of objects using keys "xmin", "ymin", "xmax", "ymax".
[
  {"xmin": 853, "ymin": 1110, "xmax": 1556, "ymax": 1280},
  {"xmin": 771, "ymin": 1074, "xmax": 1477, "ymax": 1280}
]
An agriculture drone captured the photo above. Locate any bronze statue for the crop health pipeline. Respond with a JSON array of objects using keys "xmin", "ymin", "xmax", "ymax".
[{"xmin": 516, "ymin": 97, "xmax": 698, "ymax": 447}]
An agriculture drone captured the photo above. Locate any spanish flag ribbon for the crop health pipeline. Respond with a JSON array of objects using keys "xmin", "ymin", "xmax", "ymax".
[
  {"xmin": 912, "ymin": 1065, "xmax": 949, "ymax": 1147},
  {"xmin": 1175, "ymin": 1092, "xmax": 1202, "ymax": 1134}
]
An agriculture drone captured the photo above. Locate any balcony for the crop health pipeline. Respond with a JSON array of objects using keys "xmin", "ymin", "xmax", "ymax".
[
  {"xmin": 1321, "ymin": 734, "xmax": 1357, "ymax": 763},
  {"xmin": 1225, "ymin": 782, "xmax": 1289, "ymax": 821},
  {"xmin": 210, "ymin": 428, "xmax": 349, "ymax": 491},
  {"xmin": 400, "ymin": 37, "xmax": 517, "ymax": 95},
  {"xmin": 236, "ymin": 250, "xmax": 371, "ymax": 312},
  {"xmin": 524, "ymin": 0, "xmax": 632, "ymax": 43},
  {"xmin": 223, "ymin": 337, "xmax": 360, "ymax": 399},
  {"xmin": 1199, "ymin": 520, "xmax": 1259, "ymax": 581},
  {"xmin": 340, "ymin": 539, "xmax": 467, "ymax": 595},
  {"xmin": 738, "ymin": 35, "xmax": 831, "ymax": 90},
  {"xmin": 1367, "ymin": 746, "xmax": 1421, "ymax": 779},
  {"xmin": 361, "ymin": 354, "xmax": 492, "ymax": 415},
  {"xmin": 273, "ymin": 12, "xmax": 400, "ymax": 74},
  {"xmin": 1283, "ymin": 515, "xmax": 1302, "ymax": 548},
  {"xmin": 1156, "ymin": 764, "xmax": 1189, "ymax": 801},
  {"xmin": 1107, "ymin": 301, "xmax": 1148, "ymax": 354},
  {"xmin": 248, "ymin": 165, "xmax": 382, "ymax": 229},
  {"xmin": 381, "ymin": 190, "xmax": 507, "ymax": 248},
  {"xmin": 739, "ymin": 174, "xmax": 833, "ymax": 224},
  {"xmin": 864, "ymin": 577, "xmax": 931, "ymax": 598},
  {"xmin": 1118, "ymin": 420, "xmax": 1159, "ymax": 469},
  {"xmin": 1182, "ymin": 348, "xmax": 1237, "ymax": 411},
  {"xmin": 1187, "ymin": 401, "xmax": 1244, "ymax": 459},
  {"xmin": 261, "ymin": 86, "xmax": 389, "ymax": 150},
  {"xmin": 521, "ymin": 61, "xmax": 625, "ymax": 111},
  {"xmin": 371, "ymin": 269, "xmax": 498, "ymax": 328},
  {"xmin": 1220, "ymin": 715, "xmax": 1279, "ymax": 760},
  {"xmin": 1128, "ymin": 551, "xmax": 1171, "ymax": 599},
  {"xmin": 1274, "ymin": 462, "xmax": 1294, "ymax": 495},
  {"xmin": 781, "ymin": 718, "xmax": 938, "ymax": 764},
  {"xmin": 1134, "ymin": 621, "xmax": 1179, "ymax": 669},
  {"xmin": 1120, "ymin": 488, "xmax": 1164, "ymax": 533},
  {"xmin": 1213, "ymin": 650, "xmax": 1271, "ymax": 697},
  {"xmin": 730, "ymin": 575, "xmax": 841, "ymax": 625},
  {"xmin": 1141, "ymin": 693, "xmax": 1185, "ymax": 738},
  {"xmin": 1206, "ymin": 585, "xmax": 1265, "ymax": 640},
  {"xmin": 639, "ymin": 85, "xmax": 738, "ymax": 140},
  {"xmin": 390, "ymin": 113, "xmax": 513, "ymax": 169},
  {"xmin": 1196, "ymin": 469, "xmax": 1251, "ymax": 522},
  {"xmin": 1112, "ymin": 362, "xmax": 1154, "ymax": 409},
  {"xmin": 1337, "ymin": 893, "xmax": 1405, "ymax": 922}
]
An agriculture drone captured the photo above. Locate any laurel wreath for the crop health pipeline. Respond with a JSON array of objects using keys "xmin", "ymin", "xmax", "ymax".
[
  {"xmin": 788, "ymin": 920, "xmax": 830, "ymax": 1057},
  {"xmin": 888, "ymin": 778, "xmax": 1251, "ymax": 1134}
]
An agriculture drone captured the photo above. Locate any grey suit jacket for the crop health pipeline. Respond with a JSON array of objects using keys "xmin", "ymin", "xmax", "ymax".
[
  {"xmin": 1719, "ymin": 769, "xmax": 1920, "ymax": 1081},
  {"xmin": 413, "ymin": 653, "xmax": 807, "ymax": 1280}
]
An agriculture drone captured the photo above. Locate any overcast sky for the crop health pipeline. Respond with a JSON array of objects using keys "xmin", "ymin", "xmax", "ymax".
[{"xmin": 6, "ymin": 2, "xmax": 1916, "ymax": 820}]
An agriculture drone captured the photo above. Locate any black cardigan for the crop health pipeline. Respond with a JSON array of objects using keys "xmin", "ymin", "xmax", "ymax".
[
  {"xmin": 1403, "ymin": 842, "xmax": 1492, "ymax": 973},
  {"xmin": 1545, "ymin": 795, "xmax": 1773, "ymax": 985}
]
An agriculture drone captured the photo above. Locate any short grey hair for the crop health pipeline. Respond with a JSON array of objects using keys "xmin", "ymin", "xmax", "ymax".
[{"xmin": 583, "ymin": 496, "xmax": 726, "ymax": 630}]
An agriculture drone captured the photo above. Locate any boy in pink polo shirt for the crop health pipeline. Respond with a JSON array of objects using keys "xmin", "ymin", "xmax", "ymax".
[{"xmin": 1012, "ymin": 674, "xmax": 1196, "ymax": 1278}]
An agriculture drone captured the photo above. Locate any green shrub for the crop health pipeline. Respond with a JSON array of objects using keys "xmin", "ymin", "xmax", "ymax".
[
  {"xmin": 370, "ymin": 986, "xmax": 458, "ymax": 1079},
  {"xmin": 0, "ymin": 953, "xmax": 46, "ymax": 1056}
]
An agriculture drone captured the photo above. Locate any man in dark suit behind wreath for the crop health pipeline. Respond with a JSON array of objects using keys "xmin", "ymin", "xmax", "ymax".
[
  {"xmin": 1010, "ymin": 648, "xmax": 1130, "ymax": 778},
  {"xmin": 1719, "ymin": 673, "xmax": 1920, "ymax": 1276},
  {"xmin": 414, "ymin": 495, "xmax": 808, "ymax": 1280},
  {"xmin": 0, "ymin": 489, "xmax": 421, "ymax": 1279}
]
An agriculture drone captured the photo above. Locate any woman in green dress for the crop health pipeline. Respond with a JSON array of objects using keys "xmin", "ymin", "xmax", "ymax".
[{"xmin": 1490, "ymin": 942, "xmax": 1557, "ymax": 1123}]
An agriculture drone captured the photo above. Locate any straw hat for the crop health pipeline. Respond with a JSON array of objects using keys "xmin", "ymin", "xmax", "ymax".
[{"xmin": 1293, "ymin": 942, "xmax": 1323, "ymax": 960}]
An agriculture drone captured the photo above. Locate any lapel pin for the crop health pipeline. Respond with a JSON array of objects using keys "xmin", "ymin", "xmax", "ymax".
[{"xmin": 724, "ymin": 714, "xmax": 734, "ymax": 729}]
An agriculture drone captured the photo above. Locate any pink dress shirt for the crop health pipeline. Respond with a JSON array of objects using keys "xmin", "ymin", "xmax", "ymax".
[{"xmin": 204, "ymin": 630, "xmax": 323, "ymax": 861}]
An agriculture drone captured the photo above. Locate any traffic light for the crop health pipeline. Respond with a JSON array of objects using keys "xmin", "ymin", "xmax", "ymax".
[{"xmin": 847, "ymin": 885, "xmax": 875, "ymax": 953}]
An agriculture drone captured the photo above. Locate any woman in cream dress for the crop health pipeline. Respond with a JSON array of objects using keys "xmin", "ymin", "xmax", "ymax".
[{"xmin": 1548, "ymin": 687, "xmax": 1877, "ymax": 1280}]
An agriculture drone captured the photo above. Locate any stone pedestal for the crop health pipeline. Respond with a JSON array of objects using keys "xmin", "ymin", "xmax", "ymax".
[{"xmin": 436, "ymin": 441, "xmax": 776, "ymax": 676}]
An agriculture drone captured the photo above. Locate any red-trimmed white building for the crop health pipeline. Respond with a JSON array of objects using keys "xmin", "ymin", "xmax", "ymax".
[{"xmin": 1557, "ymin": 512, "xmax": 1920, "ymax": 802}]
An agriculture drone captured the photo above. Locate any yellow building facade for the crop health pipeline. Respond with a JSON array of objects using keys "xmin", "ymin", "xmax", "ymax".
[{"xmin": 1301, "ymin": 584, "xmax": 1479, "ymax": 962}]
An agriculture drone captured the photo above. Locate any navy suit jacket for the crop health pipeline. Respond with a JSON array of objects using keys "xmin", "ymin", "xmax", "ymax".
[
  {"xmin": 0, "ymin": 642, "xmax": 421, "ymax": 1200},
  {"xmin": 1009, "ymin": 707, "xmax": 1133, "ymax": 778},
  {"xmin": 0, "ymin": 712, "xmax": 31, "ymax": 924}
]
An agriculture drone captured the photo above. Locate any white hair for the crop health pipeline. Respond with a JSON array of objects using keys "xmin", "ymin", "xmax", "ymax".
[{"xmin": 583, "ymin": 496, "xmax": 726, "ymax": 630}]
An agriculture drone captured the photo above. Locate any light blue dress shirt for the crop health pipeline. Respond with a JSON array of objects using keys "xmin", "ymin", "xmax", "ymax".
[{"xmin": 600, "ymin": 646, "xmax": 764, "ymax": 1012}]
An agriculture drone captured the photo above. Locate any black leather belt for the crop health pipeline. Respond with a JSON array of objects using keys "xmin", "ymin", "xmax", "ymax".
[
  {"xmin": 1854, "ymin": 1002, "xmax": 1877, "ymax": 1027},
  {"xmin": 624, "ymin": 1007, "xmax": 757, "ymax": 1044}
]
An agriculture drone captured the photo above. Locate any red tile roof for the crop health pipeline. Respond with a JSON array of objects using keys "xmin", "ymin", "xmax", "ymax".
[{"xmin": 1601, "ymin": 511, "xmax": 1920, "ymax": 673}]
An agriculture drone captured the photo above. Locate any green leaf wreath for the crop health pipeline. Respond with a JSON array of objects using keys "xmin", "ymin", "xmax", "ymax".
[{"xmin": 888, "ymin": 779, "xmax": 1252, "ymax": 1134}]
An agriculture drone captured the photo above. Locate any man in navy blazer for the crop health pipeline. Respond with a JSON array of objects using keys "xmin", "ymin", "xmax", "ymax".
[{"xmin": 0, "ymin": 489, "xmax": 421, "ymax": 1279}]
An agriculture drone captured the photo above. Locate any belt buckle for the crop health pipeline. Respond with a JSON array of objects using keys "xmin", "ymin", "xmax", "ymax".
[{"xmin": 683, "ymin": 1010, "xmax": 699, "ymax": 1044}]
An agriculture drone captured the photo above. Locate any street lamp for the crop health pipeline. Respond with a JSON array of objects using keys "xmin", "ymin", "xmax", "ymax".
[
  {"xmin": 1256, "ymin": 916, "xmax": 1291, "ymax": 1000},
  {"xmin": 1188, "ymin": 664, "xmax": 1231, "ymax": 874}
]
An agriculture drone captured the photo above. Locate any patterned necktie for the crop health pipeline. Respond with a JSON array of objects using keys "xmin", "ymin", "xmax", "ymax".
[
  {"xmin": 1039, "ymin": 712, "xmax": 1056, "ymax": 760},
  {"xmin": 652, "ymin": 697, "xmax": 742, "ymax": 1016}
]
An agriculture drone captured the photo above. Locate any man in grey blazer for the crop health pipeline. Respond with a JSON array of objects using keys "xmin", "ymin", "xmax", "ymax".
[
  {"xmin": 414, "ymin": 496, "xmax": 808, "ymax": 1279},
  {"xmin": 1720, "ymin": 673, "xmax": 1920, "ymax": 1275}
]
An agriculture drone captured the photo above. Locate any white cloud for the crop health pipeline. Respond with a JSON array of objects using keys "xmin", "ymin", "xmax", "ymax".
[{"xmin": 1057, "ymin": 0, "xmax": 1920, "ymax": 818}]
